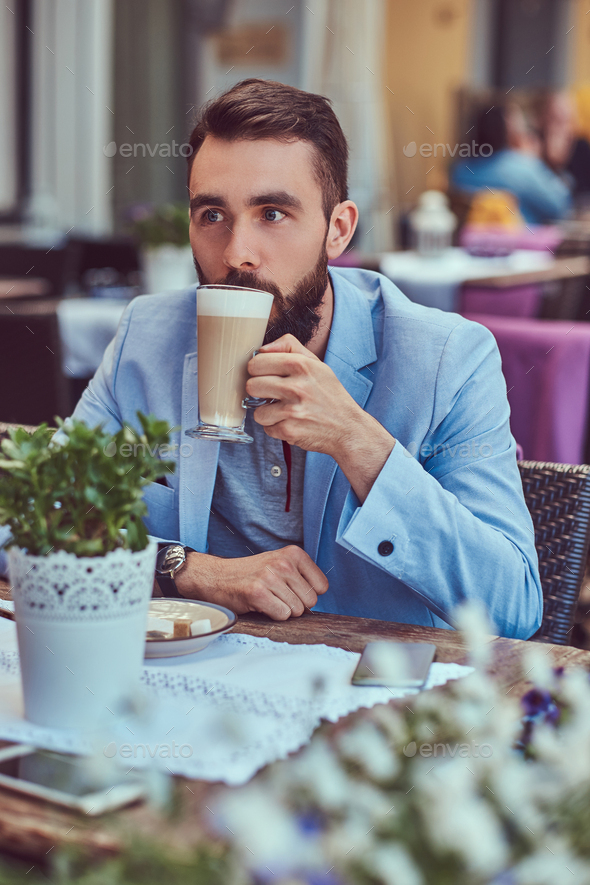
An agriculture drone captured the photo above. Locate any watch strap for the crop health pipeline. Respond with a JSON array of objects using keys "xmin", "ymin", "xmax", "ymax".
[{"xmin": 156, "ymin": 572, "xmax": 183, "ymax": 598}]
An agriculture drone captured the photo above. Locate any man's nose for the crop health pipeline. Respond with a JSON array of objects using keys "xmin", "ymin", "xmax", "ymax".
[{"xmin": 222, "ymin": 220, "xmax": 261, "ymax": 271}]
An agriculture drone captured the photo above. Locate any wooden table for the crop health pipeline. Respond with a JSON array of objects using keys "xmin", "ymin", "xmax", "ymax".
[
  {"xmin": 0, "ymin": 583, "xmax": 589, "ymax": 866},
  {"xmin": 0, "ymin": 278, "xmax": 51, "ymax": 300},
  {"xmin": 461, "ymin": 254, "xmax": 590, "ymax": 289}
]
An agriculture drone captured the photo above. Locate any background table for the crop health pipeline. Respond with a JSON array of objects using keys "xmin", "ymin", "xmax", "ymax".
[
  {"xmin": 0, "ymin": 577, "xmax": 588, "ymax": 864},
  {"xmin": 379, "ymin": 248, "xmax": 555, "ymax": 312},
  {"xmin": 56, "ymin": 298, "xmax": 128, "ymax": 379}
]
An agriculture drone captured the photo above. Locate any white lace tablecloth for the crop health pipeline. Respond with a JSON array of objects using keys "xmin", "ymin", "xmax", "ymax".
[{"xmin": 0, "ymin": 617, "xmax": 472, "ymax": 785}]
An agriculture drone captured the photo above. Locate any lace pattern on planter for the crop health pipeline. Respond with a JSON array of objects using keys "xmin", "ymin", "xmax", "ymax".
[{"xmin": 8, "ymin": 542, "xmax": 157, "ymax": 621}]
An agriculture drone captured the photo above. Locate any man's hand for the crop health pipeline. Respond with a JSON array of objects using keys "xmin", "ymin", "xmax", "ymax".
[
  {"xmin": 246, "ymin": 334, "xmax": 396, "ymax": 503},
  {"xmin": 245, "ymin": 334, "xmax": 363, "ymax": 456},
  {"xmin": 174, "ymin": 546, "xmax": 328, "ymax": 620}
]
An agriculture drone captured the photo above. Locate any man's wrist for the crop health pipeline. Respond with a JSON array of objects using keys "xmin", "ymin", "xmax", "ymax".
[
  {"xmin": 174, "ymin": 550, "xmax": 220, "ymax": 600},
  {"xmin": 335, "ymin": 410, "xmax": 396, "ymax": 504}
]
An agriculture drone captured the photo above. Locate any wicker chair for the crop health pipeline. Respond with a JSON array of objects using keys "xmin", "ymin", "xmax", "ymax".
[{"xmin": 519, "ymin": 461, "xmax": 590, "ymax": 646}]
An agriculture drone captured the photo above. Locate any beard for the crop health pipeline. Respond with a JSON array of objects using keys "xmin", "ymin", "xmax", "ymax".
[{"xmin": 193, "ymin": 238, "xmax": 329, "ymax": 347}]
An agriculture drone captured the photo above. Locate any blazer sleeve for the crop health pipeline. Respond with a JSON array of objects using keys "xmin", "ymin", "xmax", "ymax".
[{"xmin": 335, "ymin": 319, "xmax": 543, "ymax": 640}]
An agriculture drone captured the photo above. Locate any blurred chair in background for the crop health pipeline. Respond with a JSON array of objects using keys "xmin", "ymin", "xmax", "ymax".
[
  {"xmin": 0, "ymin": 243, "xmax": 76, "ymax": 300},
  {"xmin": 67, "ymin": 236, "xmax": 141, "ymax": 299},
  {"xmin": 0, "ymin": 299, "xmax": 70, "ymax": 425},
  {"xmin": 462, "ymin": 313, "xmax": 590, "ymax": 465}
]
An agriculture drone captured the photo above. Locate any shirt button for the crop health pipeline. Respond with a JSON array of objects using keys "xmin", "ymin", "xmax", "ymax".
[
  {"xmin": 378, "ymin": 540, "xmax": 394, "ymax": 556},
  {"xmin": 270, "ymin": 465, "xmax": 282, "ymax": 477}
]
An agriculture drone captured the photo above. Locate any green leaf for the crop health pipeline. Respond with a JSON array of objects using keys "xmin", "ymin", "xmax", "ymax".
[{"xmin": 0, "ymin": 412, "xmax": 175, "ymax": 556}]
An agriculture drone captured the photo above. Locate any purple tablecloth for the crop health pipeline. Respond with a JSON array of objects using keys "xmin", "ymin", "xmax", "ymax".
[
  {"xmin": 462, "ymin": 313, "xmax": 590, "ymax": 464},
  {"xmin": 461, "ymin": 284, "xmax": 542, "ymax": 318}
]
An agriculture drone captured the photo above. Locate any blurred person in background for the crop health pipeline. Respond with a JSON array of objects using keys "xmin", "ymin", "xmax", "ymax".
[
  {"xmin": 450, "ymin": 102, "xmax": 571, "ymax": 225},
  {"xmin": 536, "ymin": 90, "xmax": 590, "ymax": 202}
]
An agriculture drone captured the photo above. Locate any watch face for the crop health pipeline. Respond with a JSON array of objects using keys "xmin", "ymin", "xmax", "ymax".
[{"xmin": 157, "ymin": 544, "xmax": 186, "ymax": 576}]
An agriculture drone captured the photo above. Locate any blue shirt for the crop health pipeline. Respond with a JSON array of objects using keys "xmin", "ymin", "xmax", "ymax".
[
  {"xmin": 61, "ymin": 269, "xmax": 543, "ymax": 639},
  {"xmin": 207, "ymin": 410, "xmax": 305, "ymax": 556},
  {"xmin": 450, "ymin": 148, "xmax": 571, "ymax": 224}
]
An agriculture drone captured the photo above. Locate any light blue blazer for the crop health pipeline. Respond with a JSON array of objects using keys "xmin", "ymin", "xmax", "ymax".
[{"xmin": 68, "ymin": 268, "xmax": 543, "ymax": 639}]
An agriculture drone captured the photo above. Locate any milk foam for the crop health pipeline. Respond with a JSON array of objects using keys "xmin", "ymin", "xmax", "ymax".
[{"xmin": 197, "ymin": 287, "xmax": 273, "ymax": 319}]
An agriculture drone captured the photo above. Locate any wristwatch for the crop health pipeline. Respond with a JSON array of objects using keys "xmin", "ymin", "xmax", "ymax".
[{"xmin": 155, "ymin": 544, "xmax": 195, "ymax": 598}]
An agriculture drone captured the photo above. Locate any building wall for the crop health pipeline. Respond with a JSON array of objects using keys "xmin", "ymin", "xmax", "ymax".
[
  {"xmin": 384, "ymin": 0, "xmax": 473, "ymax": 213},
  {"xmin": 572, "ymin": 0, "xmax": 590, "ymax": 86},
  {"xmin": 112, "ymin": 0, "xmax": 188, "ymax": 231},
  {"xmin": 28, "ymin": 0, "xmax": 114, "ymax": 237}
]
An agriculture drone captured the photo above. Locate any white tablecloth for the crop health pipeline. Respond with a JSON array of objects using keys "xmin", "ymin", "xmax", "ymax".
[
  {"xmin": 380, "ymin": 248, "xmax": 554, "ymax": 312},
  {"xmin": 57, "ymin": 298, "xmax": 128, "ymax": 378},
  {"xmin": 0, "ymin": 615, "xmax": 472, "ymax": 785}
]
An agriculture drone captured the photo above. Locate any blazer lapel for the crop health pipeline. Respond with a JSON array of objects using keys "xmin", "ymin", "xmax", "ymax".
[
  {"xmin": 304, "ymin": 271, "xmax": 377, "ymax": 562},
  {"xmin": 178, "ymin": 351, "xmax": 220, "ymax": 551}
]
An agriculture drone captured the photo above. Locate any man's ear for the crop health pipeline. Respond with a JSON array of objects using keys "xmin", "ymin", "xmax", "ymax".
[{"xmin": 326, "ymin": 200, "xmax": 359, "ymax": 260}]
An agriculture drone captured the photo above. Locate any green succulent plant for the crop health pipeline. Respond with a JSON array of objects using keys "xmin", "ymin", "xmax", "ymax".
[{"xmin": 0, "ymin": 413, "xmax": 175, "ymax": 557}]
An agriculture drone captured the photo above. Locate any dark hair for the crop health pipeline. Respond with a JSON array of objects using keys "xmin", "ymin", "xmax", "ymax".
[
  {"xmin": 186, "ymin": 79, "xmax": 349, "ymax": 221},
  {"xmin": 473, "ymin": 105, "xmax": 508, "ymax": 153}
]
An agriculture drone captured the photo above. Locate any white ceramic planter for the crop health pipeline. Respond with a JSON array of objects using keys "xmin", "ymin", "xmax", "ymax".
[
  {"xmin": 142, "ymin": 244, "xmax": 196, "ymax": 295},
  {"xmin": 8, "ymin": 541, "xmax": 157, "ymax": 730}
]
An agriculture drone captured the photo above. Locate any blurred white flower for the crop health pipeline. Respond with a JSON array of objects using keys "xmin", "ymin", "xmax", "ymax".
[
  {"xmin": 416, "ymin": 759, "xmax": 508, "ymax": 877},
  {"xmin": 338, "ymin": 720, "xmax": 399, "ymax": 781},
  {"xmin": 453, "ymin": 601, "xmax": 494, "ymax": 669},
  {"xmin": 220, "ymin": 784, "xmax": 322, "ymax": 872},
  {"xmin": 512, "ymin": 839, "xmax": 590, "ymax": 885},
  {"xmin": 288, "ymin": 737, "xmax": 351, "ymax": 810},
  {"xmin": 365, "ymin": 843, "xmax": 425, "ymax": 885}
]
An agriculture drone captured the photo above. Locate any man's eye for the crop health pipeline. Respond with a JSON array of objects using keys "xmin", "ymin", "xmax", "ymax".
[
  {"xmin": 263, "ymin": 209, "xmax": 286, "ymax": 222},
  {"xmin": 203, "ymin": 209, "xmax": 223, "ymax": 223}
]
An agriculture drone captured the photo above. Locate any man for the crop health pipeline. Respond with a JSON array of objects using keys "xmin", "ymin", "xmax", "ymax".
[
  {"xmin": 450, "ymin": 102, "xmax": 571, "ymax": 225},
  {"xmin": 69, "ymin": 79, "xmax": 542, "ymax": 639}
]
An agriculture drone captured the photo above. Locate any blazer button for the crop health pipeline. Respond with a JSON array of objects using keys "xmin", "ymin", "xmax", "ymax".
[{"xmin": 378, "ymin": 540, "xmax": 394, "ymax": 556}]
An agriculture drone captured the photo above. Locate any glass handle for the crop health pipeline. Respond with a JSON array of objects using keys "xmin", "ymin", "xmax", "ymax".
[
  {"xmin": 243, "ymin": 349, "xmax": 276, "ymax": 409},
  {"xmin": 243, "ymin": 396, "xmax": 277, "ymax": 409}
]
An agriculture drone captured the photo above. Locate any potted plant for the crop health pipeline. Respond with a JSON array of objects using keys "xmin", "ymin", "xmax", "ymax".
[
  {"xmin": 0, "ymin": 413, "xmax": 174, "ymax": 730},
  {"xmin": 126, "ymin": 202, "xmax": 195, "ymax": 295}
]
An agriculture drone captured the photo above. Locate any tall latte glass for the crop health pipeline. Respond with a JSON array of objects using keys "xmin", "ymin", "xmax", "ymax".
[{"xmin": 186, "ymin": 284, "xmax": 274, "ymax": 444}]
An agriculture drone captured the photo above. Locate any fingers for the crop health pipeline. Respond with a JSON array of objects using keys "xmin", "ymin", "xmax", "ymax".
[
  {"xmin": 250, "ymin": 589, "xmax": 293, "ymax": 621},
  {"xmin": 251, "ymin": 401, "xmax": 291, "ymax": 428},
  {"xmin": 245, "ymin": 373, "xmax": 292, "ymax": 402},
  {"xmin": 269, "ymin": 581, "xmax": 307, "ymax": 617},
  {"xmin": 257, "ymin": 334, "xmax": 312, "ymax": 356},
  {"xmin": 248, "ymin": 351, "xmax": 316, "ymax": 379},
  {"xmin": 245, "ymin": 574, "xmax": 303, "ymax": 621},
  {"xmin": 273, "ymin": 546, "xmax": 329, "ymax": 610},
  {"xmin": 297, "ymin": 552, "xmax": 329, "ymax": 598},
  {"xmin": 237, "ymin": 548, "xmax": 330, "ymax": 622}
]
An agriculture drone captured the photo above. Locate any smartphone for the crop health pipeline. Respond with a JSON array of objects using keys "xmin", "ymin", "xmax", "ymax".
[
  {"xmin": 0, "ymin": 745, "xmax": 146, "ymax": 815},
  {"xmin": 352, "ymin": 641, "xmax": 436, "ymax": 688}
]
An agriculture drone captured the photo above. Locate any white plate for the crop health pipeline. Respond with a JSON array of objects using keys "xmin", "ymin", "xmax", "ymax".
[{"xmin": 144, "ymin": 599, "xmax": 237, "ymax": 658}]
